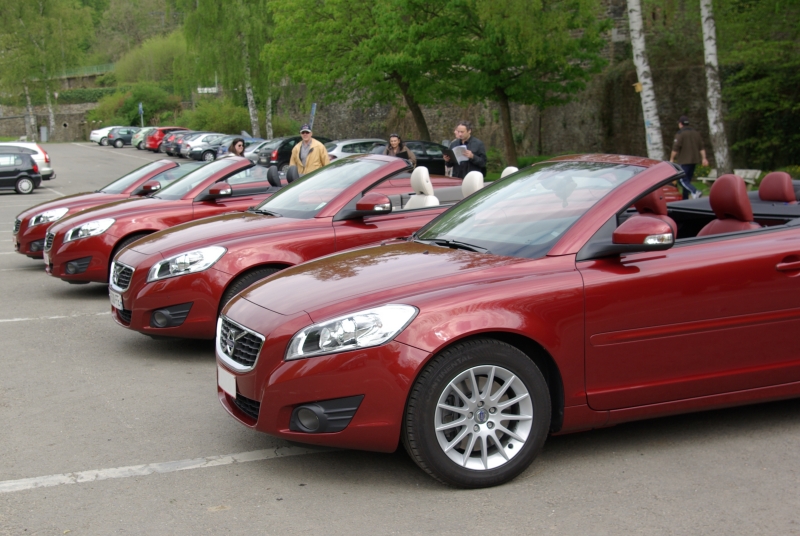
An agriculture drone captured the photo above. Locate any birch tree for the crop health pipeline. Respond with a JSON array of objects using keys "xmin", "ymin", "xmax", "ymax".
[
  {"xmin": 700, "ymin": 0, "xmax": 731, "ymax": 173},
  {"xmin": 627, "ymin": 0, "xmax": 665, "ymax": 160}
]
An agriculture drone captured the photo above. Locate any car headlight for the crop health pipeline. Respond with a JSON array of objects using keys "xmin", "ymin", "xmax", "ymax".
[
  {"xmin": 30, "ymin": 207, "xmax": 68, "ymax": 226},
  {"xmin": 147, "ymin": 246, "xmax": 226, "ymax": 282},
  {"xmin": 64, "ymin": 218, "xmax": 115, "ymax": 242},
  {"xmin": 286, "ymin": 304, "xmax": 418, "ymax": 361}
]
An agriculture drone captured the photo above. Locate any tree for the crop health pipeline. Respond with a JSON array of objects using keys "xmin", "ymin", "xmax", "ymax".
[
  {"xmin": 267, "ymin": 0, "xmax": 461, "ymax": 141},
  {"xmin": 700, "ymin": 0, "xmax": 731, "ymax": 173},
  {"xmin": 443, "ymin": 0, "xmax": 609, "ymax": 165},
  {"xmin": 626, "ymin": 0, "xmax": 665, "ymax": 160},
  {"xmin": 180, "ymin": 0, "xmax": 272, "ymax": 138}
]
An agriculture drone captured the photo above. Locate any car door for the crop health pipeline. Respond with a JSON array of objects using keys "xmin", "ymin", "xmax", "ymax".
[
  {"xmin": 578, "ymin": 225, "xmax": 800, "ymax": 411},
  {"xmin": 0, "ymin": 154, "xmax": 16, "ymax": 188},
  {"xmin": 192, "ymin": 167, "xmax": 274, "ymax": 219},
  {"xmin": 422, "ymin": 142, "xmax": 446, "ymax": 175},
  {"xmin": 333, "ymin": 205, "xmax": 446, "ymax": 251}
]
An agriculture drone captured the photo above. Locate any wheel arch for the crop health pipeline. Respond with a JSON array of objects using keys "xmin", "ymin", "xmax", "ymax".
[
  {"xmin": 111, "ymin": 230, "xmax": 157, "ymax": 262},
  {"xmin": 218, "ymin": 262, "xmax": 294, "ymax": 313},
  {"xmin": 408, "ymin": 331, "xmax": 565, "ymax": 434}
]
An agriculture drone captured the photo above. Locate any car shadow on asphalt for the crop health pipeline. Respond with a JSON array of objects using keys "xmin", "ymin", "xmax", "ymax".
[
  {"xmin": 48, "ymin": 281, "xmax": 112, "ymax": 301},
  {"xmin": 115, "ymin": 334, "xmax": 216, "ymax": 363}
]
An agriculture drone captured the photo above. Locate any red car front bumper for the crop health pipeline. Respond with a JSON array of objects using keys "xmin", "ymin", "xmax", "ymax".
[{"xmin": 45, "ymin": 232, "xmax": 118, "ymax": 283}]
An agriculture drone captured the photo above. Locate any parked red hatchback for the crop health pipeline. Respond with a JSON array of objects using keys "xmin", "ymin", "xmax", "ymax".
[
  {"xmin": 44, "ymin": 157, "xmax": 276, "ymax": 284},
  {"xmin": 13, "ymin": 160, "xmax": 203, "ymax": 258},
  {"xmin": 217, "ymin": 154, "xmax": 800, "ymax": 488},
  {"xmin": 145, "ymin": 127, "xmax": 188, "ymax": 152},
  {"xmin": 111, "ymin": 155, "xmax": 469, "ymax": 339}
]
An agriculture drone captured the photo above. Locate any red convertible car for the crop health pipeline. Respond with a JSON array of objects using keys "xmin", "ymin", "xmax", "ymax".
[
  {"xmin": 110, "ymin": 155, "xmax": 469, "ymax": 338},
  {"xmin": 44, "ymin": 157, "xmax": 277, "ymax": 284},
  {"xmin": 13, "ymin": 160, "xmax": 203, "ymax": 258},
  {"xmin": 216, "ymin": 155, "xmax": 800, "ymax": 488}
]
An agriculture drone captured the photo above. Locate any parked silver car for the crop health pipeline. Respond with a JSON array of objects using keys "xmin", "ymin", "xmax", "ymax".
[
  {"xmin": 325, "ymin": 138, "xmax": 386, "ymax": 161},
  {"xmin": 0, "ymin": 142, "xmax": 55, "ymax": 180},
  {"xmin": 180, "ymin": 132, "xmax": 224, "ymax": 159}
]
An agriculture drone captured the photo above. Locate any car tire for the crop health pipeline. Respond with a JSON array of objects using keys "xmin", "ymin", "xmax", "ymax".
[
  {"xmin": 157, "ymin": 143, "xmax": 165, "ymax": 153},
  {"xmin": 110, "ymin": 233, "xmax": 151, "ymax": 273},
  {"xmin": 15, "ymin": 176, "xmax": 34, "ymax": 195},
  {"xmin": 220, "ymin": 267, "xmax": 282, "ymax": 311},
  {"xmin": 403, "ymin": 338, "xmax": 551, "ymax": 489},
  {"xmin": 202, "ymin": 151, "xmax": 215, "ymax": 162},
  {"xmin": 113, "ymin": 139, "xmax": 124, "ymax": 148},
  {"xmin": 99, "ymin": 137, "xmax": 109, "ymax": 146},
  {"xmin": 136, "ymin": 142, "xmax": 144, "ymax": 150},
  {"xmin": 278, "ymin": 163, "xmax": 290, "ymax": 173}
]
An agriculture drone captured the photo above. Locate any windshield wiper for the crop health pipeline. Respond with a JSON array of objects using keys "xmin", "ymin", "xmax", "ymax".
[
  {"xmin": 252, "ymin": 208, "xmax": 281, "ymax": 217},
  {"xmin": 418, "ymin": 238, "xmax": 489, "ymax": 253}
]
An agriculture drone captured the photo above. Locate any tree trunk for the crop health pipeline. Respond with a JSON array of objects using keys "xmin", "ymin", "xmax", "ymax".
[
  {"xmin": 395, "ymin": 75, "xmax": 431, "ymax": 141},
  {"xmin": 239, "ymin": 37, "xmax": 261, "ymax": 138},
  {"xmin": 627, "ymin": 0, "xmax": 665, "ymax": 160},
  {"xmin": 23, "ymin": 83, "xmax": 36, "ymax": 142},
  {"xmin": 45, "ymin": 82, "xmax": 56, "ymax": 141},
  {"xmin": 700, "ymin": 0, "xmax": 731, "ymax": 173},
  {"xmin": 497, "ymin": 89, "xmax": 518, "ymax": 167},
  {"xmin": 537, "ymin": 107, "xmax": 543, "ymax": 156},
  {"xmin": 265, "ymin": 93, "xmax": 273, "ymax": 139}
]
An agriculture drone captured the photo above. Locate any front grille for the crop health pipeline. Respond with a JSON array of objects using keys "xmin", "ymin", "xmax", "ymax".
[
  {"xmin": 110, "ymin": 262, "xmax": 134, "ymax": 291},
  {"xmin": 44, "ymin": 232, "xmax": 54, "ymax": 251},
  {"xmin": 218, "ymin": 316, "xmax": 264, "ymax": 369},
  {"xmin": 234, "ymin": 393, "xmax": 260, "ymax": 421},
  {"xmin": 13, "ymin": 219, "xmax": 20, "ymax": 234},
  {"xmin": 117, "ymin": 309, "xmax": 132, "ymax": 324}
]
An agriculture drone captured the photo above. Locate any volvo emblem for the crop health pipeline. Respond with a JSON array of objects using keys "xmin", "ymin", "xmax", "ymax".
[
  {"xmin": 112, "ymin": 267, "xmax": 120, "ymax": 286},
  {"xmin": 223, "ymin": 327, "xmax": 246, "ymax": 355},
  {"xmin": 475, "ymin": 408, "xmax": 488, "ymax": 424}
]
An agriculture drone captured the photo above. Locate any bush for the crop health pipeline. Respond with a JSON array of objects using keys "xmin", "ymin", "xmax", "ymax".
[
  {"xmin": 176, "ymin": 99, "xmax": 251, "ymax": 134},
  {"xmin": 88, "ymin": 83, "xmax": 182, "ymax": 126},
  {"xmin": 271, "ymin": 115, "xmax": 300, "ymax": 137},
  {"xmin": 115, "ymin": 31, "xmax": 186, "ymax": 84}
]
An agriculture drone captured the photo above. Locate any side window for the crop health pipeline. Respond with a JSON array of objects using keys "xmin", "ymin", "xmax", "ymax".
[
  {"xmin": 225, "ymin": 166, "xmax": 267, "ymax": 185},
  {"xmin": 0, "ymin": 155, "xmax": 16, "ymax": 166},
  {"xmin": 424, "ymin": 143, "xmax": 443, "ymax": 156},
  {"xmin": 406, "ymin": 142, "xmax": 425, "ymax": 156},
  {"xmin": 286, "ymin": 140, "xmax": 297, "ymax": 149},
  {"xmin": 342, "ymin": 144, "xmax": 357, "ymax": 154}
]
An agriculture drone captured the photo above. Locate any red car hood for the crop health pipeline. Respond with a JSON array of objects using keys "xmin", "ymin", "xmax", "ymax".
[
  {"xmin": 127, "ymin": 212, "xmax": 311, "ymax": 256},
  {"xmin": 47, "ymin": 197, "xmax": 168, "ymax": 235},
  {"xmin": 238, "ymin": 241, "xmax": 528, "ymax": 317},
  {"xmin": 16, "ymin": 192, "xmax": 122, "ymax": 221}
]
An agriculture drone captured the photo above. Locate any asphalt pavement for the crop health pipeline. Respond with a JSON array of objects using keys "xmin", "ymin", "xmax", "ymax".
[{"xmin": 0, "ymin": 142, "xmax": 798, "ymax": 535}]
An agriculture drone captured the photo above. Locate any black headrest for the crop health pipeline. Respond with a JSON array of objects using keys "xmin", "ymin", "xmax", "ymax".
[
  {"xmin": 286, "ymin": 165, "xmax": 300, "ymax": 184},
  {"xmin": 267, "ymin": 166, "xmax": 281, "ymax": 187}
]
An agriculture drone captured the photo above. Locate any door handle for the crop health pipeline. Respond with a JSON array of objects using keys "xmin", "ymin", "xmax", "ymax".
[{"xmin": 776, "ymin": 260, "xmax": 800, "ymax": 272}]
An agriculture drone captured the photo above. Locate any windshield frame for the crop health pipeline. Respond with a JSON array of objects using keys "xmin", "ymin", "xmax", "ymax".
[
  {"xmin": 414, "ymin": 161, "xmax": 646, "ymax": 260},
  {"xmin": 151, "ymin": 159, "xmax": 251, "ymax": 200},
  {"xmin": 99, "ymin": 161, "xmax": 173, "ymax": 194}
]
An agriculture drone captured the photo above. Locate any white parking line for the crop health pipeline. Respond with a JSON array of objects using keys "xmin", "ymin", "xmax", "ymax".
[
  {"xmin": 0, "ymin": 446, "xmax": 321, "ymax": 494},
  {"xmin": 71, "ymin": 143, "xmax": 154, "ymax": 161},
  {"xmin": 0, "ymin": 311, "xmax": 110, "ymax": 323},
  {"xmin": 40, "ymin": 187, "xmax": 67, "ymax": 197}
]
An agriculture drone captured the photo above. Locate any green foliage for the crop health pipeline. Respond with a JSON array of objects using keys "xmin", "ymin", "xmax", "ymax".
[
  {"xmin": 59, "ymin": 87, "xmax": 121, "ymax": 104},
  {"xmin": 176, "ymin": 99, "xmax": 251, "ymax": 133},
  {"xmin": 88, "ymin": 83, "xmax": 181, "ymax": 126},
  {"xmin": 114, "ymin": 31, "xmax": 186, "ymax": 84},
  {"xmin": 91, "ymin": 0, "xmax": 182, "ymax": 63},
  {"xmin": 271, "ymin": 115, "xmax": 301, "ymax": 137}
]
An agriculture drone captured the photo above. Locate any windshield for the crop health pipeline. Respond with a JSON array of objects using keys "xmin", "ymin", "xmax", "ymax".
[
  {"xmin": 252, "ymin": 157, "xmax": 386, "ymax": 219},
  {"xmin": 101, "ymin": 161, "xmax": 172, "ymax": 194},
  {"xmin": 416, "ymin": 161, "xmax": 645, "ymax": 259},
  {"xmin": 153, "ymin": 159, "xmax": 244, "ymax": 200},
  {"xmin": 150, "ymin": 162, "xmax": 206, "ymax": 188}
]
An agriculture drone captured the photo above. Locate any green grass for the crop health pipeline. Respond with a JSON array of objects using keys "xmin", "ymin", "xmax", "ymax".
[{"xmin": 0, "ymin": 136, "xmax": 19, "ymax": 142}]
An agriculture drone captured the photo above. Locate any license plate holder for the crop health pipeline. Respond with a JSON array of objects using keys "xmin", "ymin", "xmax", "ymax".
[
  {"xmin": 109, "ymin": 290, "xmax": 123, "ymax": 310},
  {"xmin": 218, "ymin": 365, "xmax": 236, "ymax": 398}
]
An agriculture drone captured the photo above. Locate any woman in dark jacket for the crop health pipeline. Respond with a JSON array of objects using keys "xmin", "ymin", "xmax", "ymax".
[{"xmin": 383, "ymin": 133, "xmax": 417, "ymax": 167}]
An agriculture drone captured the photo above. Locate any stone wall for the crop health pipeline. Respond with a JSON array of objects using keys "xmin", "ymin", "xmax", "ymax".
[{"xmin": 0, "ymin": 103, "xmax": 98, "ymax": 142}]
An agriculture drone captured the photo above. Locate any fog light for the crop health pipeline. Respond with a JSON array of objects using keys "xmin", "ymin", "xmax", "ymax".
[
  {"xmin": 152, "ymin": 310, "xmax": 169, "ymax": 328},
  {"xmin": 65, "ymin": 262, "xmax": 77, "ymax": 274},
  {"xmin": 296, "ymin": 407, "xmax": 320, "ymax": 432},
  {"xmin": 30, "ymin": 241, "xmax": 42, "ymax": 252}
]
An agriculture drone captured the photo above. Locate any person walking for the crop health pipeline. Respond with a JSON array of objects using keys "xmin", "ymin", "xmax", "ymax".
[
  {"xmin": 383, "ymin": 133, "xmax": 417, "ymax": 167},
  {"xmin": 228, "ymin": 138, "xmax": 246, "ymax": 157},
  {"xmin": 442, "ymin": 121, "xmax": 487, "ymax": 179},
  {"xmin": 290, "ymin": 124, "xmax": 329, "ymax": 176},
  {"xmin": 670, "ymin": 116, "xmax": 708, "ymax": 199}
]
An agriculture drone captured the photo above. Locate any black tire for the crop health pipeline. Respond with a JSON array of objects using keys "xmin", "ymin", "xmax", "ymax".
[
  {"xmin": 15, "ymin": 176, "xmax": 34, "ymax": 195},
  {"xmin": 109, "ymin": 233, "xmax": 150, "ymax": 275},
  {"xmin": 136, "ymin": 142, "xmax": 144, "ymax": 150},
  {"xmin": 157, "ymin": 143, "xmax": 165, "ymax": 153},
  {"xmin": 403, "ymin": 339, "xmax": 551, "ymax": 488},
  {"xmin": 114, "ymin": 139, "xmax": 124, "ymax": 148},
  {"xmin": 100, "ymin": 137, "xmax": 109, "ymax": 146},
  {"xmin": 220, "ymin": 267, "xmax": 281, "ymax": 311},
  {"xmin": 278, "ymin": 162, "xmax": 290, "ymax": 173},
  {"xmin": 202, "ymin": 151, "xmax": 215, "ymax": 162}
]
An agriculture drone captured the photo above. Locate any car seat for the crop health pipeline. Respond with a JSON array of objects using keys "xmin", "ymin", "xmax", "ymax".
[
  {"xmin": 462, "ymin": 171, "xmax": 484, "ymax": 197},
  {"xmin": 267, "ymin": 166, "xmax": 281, "ymax": 187},
  {"xmin": 404, "ymin": 167, "xmax": 439, "ymax": 209},
  {"xmin": 501, "ymin": 166, "xmax": 519, "ymax": 178},
  {"xmin": 758, "ymin": 171, "xmax": 796, "ymax": 204},
  {"xmin": 697, "ymin": 174, "xmax": 761, "ymax": 236}
]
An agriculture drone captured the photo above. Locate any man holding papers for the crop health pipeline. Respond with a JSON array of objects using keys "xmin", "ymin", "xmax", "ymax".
[{"xmin": 443, "ymin": 121, "xmax": 487, "ymax": 179}]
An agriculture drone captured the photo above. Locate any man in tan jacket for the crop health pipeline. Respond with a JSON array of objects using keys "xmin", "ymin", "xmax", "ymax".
[{"xmin": 290, "ymin": 124, "xmax": 330, "ymax": 175}]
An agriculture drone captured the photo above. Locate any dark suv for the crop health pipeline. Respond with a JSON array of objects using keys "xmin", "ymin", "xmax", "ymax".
[
  {"xmin": 0, "ymin": 153, "xmax": 41, "ymax": 194},
  {"xmin": 256, "ymin": 135, "xmax": 331, "ymax": 171}
]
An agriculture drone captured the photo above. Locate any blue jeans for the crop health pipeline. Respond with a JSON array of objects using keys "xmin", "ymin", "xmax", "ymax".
[{"xmin": 679, "ymin": 164, "xmax": 699, "ymax": 199}]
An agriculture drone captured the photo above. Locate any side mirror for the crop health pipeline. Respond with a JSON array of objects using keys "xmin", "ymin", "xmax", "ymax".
[
  {"xmin": 133, "ymin": 180, "xmax": 161, "ymax": 196},
  {"xmin": 611, "ymin": 216, "xmax": 674, "ymax": 250},
  {"xmin": 208, "ymin": 182, "xmax": 232, "ymax": 198},
  {"xmin": 356, "ymin": 192, "xmax": 392, "ymax": 213}
]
